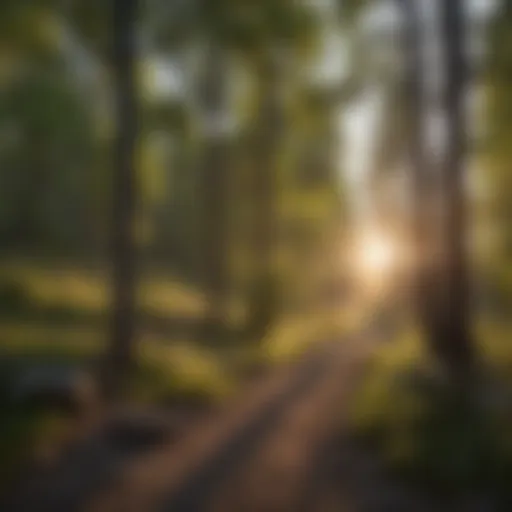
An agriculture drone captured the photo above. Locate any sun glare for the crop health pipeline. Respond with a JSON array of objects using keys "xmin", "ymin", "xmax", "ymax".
[
  {"xmin": 359, "ymin": 234, "xmax": 395, "ymax": 274},
  {"xmin": 351, "ymin": 230, "xmax": 399, "ymax": 289}
]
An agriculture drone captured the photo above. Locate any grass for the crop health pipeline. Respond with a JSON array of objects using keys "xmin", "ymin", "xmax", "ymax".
[
  {"xmin": 0, "ymin": 332, "xmax": 235, "ymax": 405},
  {"xmin": 0, "ymin": 259, "xmax": 222, "ymax": 492},
  {"xmin": 0, "ymin": 258, "xmax": 235, "ymax": 400},
  {"xmin": 0, "ymin": 260, "xmax": 206, "ymax": 320},
  {"xmin": 131, "ymin": 341, "xmax": 236, "ymax": 404},
  {"xmin": 261, "ymin": 303, "xmax": 359, "ymax": 363},
  {"xmin": 0, "ymin": 258, "xmax": 342, "ymax": 467},
  {"xmin": 348, "ymin": 320, "xmax": 512, "ymax": 502}
]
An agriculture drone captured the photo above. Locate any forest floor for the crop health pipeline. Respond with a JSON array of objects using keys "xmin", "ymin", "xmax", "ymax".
[
  {"xmin": 5, "ymin": 325, "xmax": 511, "ymax": 512},
  {"xmin": 3, "ymin": 261, "xmax": 511, "ymax": 511},
  {"xmin": 2, "ymin": 331, "xmax": 377, "ymax": 512}
]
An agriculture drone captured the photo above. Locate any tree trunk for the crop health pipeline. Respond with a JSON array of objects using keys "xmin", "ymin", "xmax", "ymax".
[
  {"xmin": 399, "ymin": 0, "xmax": 445, "ymax": 361},
  {"xmin": 102, "ymin": 0, "xmax": 138, "ymax": 402},
  {"xmin": 198, "ymin": 43, "xmax": 230, "ymax": 342},
  {"xmin": 246, "ymin": 54, "xmax": 283, "ymax": 338},
  {"xmin": 439, "ymin": 0, "xmax": 474, "ymax": 374}
]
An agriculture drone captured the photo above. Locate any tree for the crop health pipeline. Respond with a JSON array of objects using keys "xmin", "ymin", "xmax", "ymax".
[
  {"xmin": 101, "ymin": 0, "xmax": 139, "ymax": 401},
  {"xmin": 394, "ymin": 0, "xmax": 475, "ymax": 377},
  {"xmin": 439, "ymin": 0, "xmax": 474, "ymax": 375},
  {"xmin": 241, "ymin": 5, "xmax": 320, "ymax": 338},
  {"xmin": 244, "ymin": 50, "xmax": 286, "ymax": 336},
  {"xmin": 197, "ymin": 41, "xmax": 231, "ymax": 341},
  {"xmin": 397, "ymin": 0, "xmax": 445, "ymax": 362},
  {"xmin": 354, "ymin": 0, "xmax": 475, "ymax": 376},
  {"xmin": 140, "ymin": 1, "xmax": 321, "ymax": 341}
]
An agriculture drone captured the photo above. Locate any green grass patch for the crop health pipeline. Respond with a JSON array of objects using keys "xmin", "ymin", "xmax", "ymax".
[
  {"xmin": 131, "ymin": 342, "xmax": 235, "ymax": 405},
  {"xmin": 261, "ymin": 305, "xmax": 357, "ymax": 363},
  {"xmin": 0, "ymin": 260, "xmax": 205, "ymax": 320}
]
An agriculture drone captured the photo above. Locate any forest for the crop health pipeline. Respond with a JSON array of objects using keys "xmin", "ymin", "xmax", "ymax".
[{"xmin": 0, "ymin": 0, "xmax": 511, "ymax": 510}]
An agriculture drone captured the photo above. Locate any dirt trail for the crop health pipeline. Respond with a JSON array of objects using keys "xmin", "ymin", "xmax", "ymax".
[
  {"xmin": 5, "ymin": 336, "xmax": 372, "ymax": 512},
  {"xmin": 208, "ymin": 339, "xmax": 371, "ymax": 512},
  {"xmin": 90, "ymin": 337, "xmax": 371, "ymax": 512}
]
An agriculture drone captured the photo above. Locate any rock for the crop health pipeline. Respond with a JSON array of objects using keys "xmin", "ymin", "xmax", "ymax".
[{"xmin": 10, "ymin": 366, "xmax": 97, "ymax": 414}]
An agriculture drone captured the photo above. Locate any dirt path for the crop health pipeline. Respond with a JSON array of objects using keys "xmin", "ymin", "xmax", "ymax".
[
  {"xmin": 5, "ymin": 336, "xmax": 372, "ymax": 512},
  {"xmin": 89, "ymin": 336, "xmax": 372, "ymax": 512},
  {"xmin": 208, "ymin": 338, "xmax": 372, "ymax": 512}
]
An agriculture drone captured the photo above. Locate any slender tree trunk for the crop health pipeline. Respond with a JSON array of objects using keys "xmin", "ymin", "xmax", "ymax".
[
  {"xmin": 439, "ymin": 0, "xmax": 474, "ymax": 374},
  {"xmin": 102, "ymin": 0, "xmax": 138, "ymax": 402},
  {"xmin": 199, "ymin": 43, "xmax": 230, "ymax": 342},
  {"xmin": 399, "ymin": 0, "xmax": 444, "ymax": 359},
  {"xmin": 246, "ymin": 54, "xmax": 283, "ymax": 338}
]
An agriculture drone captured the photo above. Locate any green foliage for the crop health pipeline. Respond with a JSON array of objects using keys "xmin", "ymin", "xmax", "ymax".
[
  {"xmin": 482, "ymin": 0, "xmax": 512, "ymax": 306},
  {"xmin": 67, "ymin": 0, "xmax": 110, "ymax": 60},
  {"xmin": 0, "ymin": 405, "xmax": 67, "ymax": 492},
  {"xmin": 0, "ymin": 0, "xmax": 352, "ymax": 492},
  {"xmin": 0, "ymin": 0, "xmax": 63, "ymax": 62},
  {"xmin": 0, "ymin": 0, "xmax": 346, "ymax": 400},
  {"xmin": 148, "ymin": 0, "xmax": 320, "ymax": 55},
  {"xmin": 350, "ymin": 328, "xmax": 512, "ymax": 501},
  {"xmin": 0, "ymin": 69, "xmax": 95, "ymax": 249},
  {"xmin": 337, "ymin": 0, "xmax": 372, "ymax": 25},
  {"xmin": 0, "ymin": 71, "xmax": 92, "ymax": 154}
]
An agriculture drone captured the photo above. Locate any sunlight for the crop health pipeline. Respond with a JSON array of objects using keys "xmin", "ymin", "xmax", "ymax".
[
  {"xmin": 351, "ymin": 229, "xmax": 401, "ymax": 290},
  {"xmin": 359, "ymin": 233, "xmax": 396, "ymax": 275}
]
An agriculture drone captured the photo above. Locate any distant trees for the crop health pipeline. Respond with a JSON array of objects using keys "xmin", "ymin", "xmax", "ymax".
[
  {"xmin": 0, "ymin": 73, "xmax": 93, "ymax": 250},
  {"xmin": 241, "ymin": 5, "xmax": 322, "ymax": 339},
  {"xmin": 0, "ymin": 0, "xmax": 361, "ymax": 399},
  {"xmin": 350, "ymin": 0, "xmax": 476, "ymax": 378}
]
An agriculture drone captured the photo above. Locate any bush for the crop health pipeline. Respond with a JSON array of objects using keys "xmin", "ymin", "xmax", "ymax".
[{"xmin": 349, "ymin": 331, "xmax": 512, "ymax": 502}]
